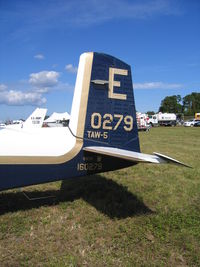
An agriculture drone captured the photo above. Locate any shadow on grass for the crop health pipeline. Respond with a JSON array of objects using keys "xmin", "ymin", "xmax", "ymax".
[{"xmin": 0, "ymin": 175, "xmax": 152, "ymax": 219}]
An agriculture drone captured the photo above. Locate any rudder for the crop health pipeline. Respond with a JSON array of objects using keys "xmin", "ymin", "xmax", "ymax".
[{"xmin": 83, "ymin": 52, "xmax": 140, "ymax": 153}]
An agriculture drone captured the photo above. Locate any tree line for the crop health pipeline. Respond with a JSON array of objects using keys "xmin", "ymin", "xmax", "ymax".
[{"xmin": 157, "ymin": 92, "xmax": 200, "ymax": 115}]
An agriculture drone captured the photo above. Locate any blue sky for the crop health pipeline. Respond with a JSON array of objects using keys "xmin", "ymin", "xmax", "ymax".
[{"xmin": 0, "ymin": 0, "xmax": 200, "ymax": 121}]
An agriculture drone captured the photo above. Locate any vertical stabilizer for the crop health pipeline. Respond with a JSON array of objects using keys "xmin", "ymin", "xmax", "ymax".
[
  {"xmin": 83, "ymin": 53, "xmax": 140, "ymax": 152},
  {"xmin": 23, "ymin": 108, "xmax": 47, "ymax": 128}
]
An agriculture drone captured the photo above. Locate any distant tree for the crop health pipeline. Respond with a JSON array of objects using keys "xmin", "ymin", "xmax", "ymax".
[
  {"xmin": 159, "ymin": 95, "xmax": 182, "ymax": 113},
  {"xmin": 183, "ymin": 92, "xmax": 200, "ymax": 116},
  {"xmin": 146, "ymin": 111, "xmax": 155, "ymax": 115}
]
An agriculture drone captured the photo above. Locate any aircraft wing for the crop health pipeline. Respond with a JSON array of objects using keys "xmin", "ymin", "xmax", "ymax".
[{"xmin": 83, "ymin": 146, "xmax": 191, "ymax": 167}]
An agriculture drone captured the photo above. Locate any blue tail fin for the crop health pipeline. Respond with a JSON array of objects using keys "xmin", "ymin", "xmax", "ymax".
[{"xmin": 82, "ymin": 52, "xmax": 140, "ymax": 152}]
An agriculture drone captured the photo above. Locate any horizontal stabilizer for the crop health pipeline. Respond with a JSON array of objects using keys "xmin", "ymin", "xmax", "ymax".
[
  {"xmin": 83, "ymin": 146, "xmax": 190, "ymax": 167},
  {"xmin": 153, "ymin": 152, "xmax": 191, "ymax": 168}
]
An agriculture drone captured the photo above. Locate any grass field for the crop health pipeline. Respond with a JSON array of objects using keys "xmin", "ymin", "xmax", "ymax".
[{"xmin": 0, "ymin": 127, "xmax": 200, "ymax": 266}]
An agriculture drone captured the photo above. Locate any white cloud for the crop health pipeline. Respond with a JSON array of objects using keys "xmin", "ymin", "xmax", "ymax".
[
  {"xmin": 0, "ymin": 90, "xmax": 46, "ymax": 106},
  {"xmin": 0, "ymin": 71, "xmax": 73, "ymax": 106},
  {"xmin": 134, "ymin": 81, "xmax": 183, "ymax": 90},
  {"xmin": 0, "ymin": 84, "xmax": 7, "ymax": 91},
  {"xmin": 65, "ymin": 64, "xmax": 78, "ymax": 74},
  {"xmin": 34, "ymin": 54, "xmax": 45, "ymax": 60},
  {"xmin": 29, "ymin": 71, "xmax": 60, "ymax": 89}
]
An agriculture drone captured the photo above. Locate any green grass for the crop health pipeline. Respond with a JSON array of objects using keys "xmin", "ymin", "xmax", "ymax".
[{"xmin": 0, "ymin": 127, "xmax": 200, "ymax": 266}]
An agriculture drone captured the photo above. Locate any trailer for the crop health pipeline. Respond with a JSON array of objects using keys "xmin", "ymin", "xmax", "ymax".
[
  {"xmin": 148, "ymin": 113, "xmax": 177, "ymax": 127},
  {"xmin": 157, "ymin": 112, "xmax": 177, "ymax": 126}
]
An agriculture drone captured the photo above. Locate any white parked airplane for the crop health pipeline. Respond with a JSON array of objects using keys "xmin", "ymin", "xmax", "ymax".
[
  {"xmin": 0, "ymin": 52, "xmax": 189, "ymax": 191},
  {"xmin": 3, "ymin": 108, "xmax": 47, "ymax": 130}
]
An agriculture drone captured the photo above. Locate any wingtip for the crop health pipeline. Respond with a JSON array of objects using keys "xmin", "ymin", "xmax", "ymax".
[{"xmin": 153, "ymin": 152, "xmax": 192, "ymax": 168}]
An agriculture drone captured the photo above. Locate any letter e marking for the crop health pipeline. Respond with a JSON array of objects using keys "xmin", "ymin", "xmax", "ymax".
[{"xmin": 108, "ymin": 68, "xmax": 128, "ymax": 100}]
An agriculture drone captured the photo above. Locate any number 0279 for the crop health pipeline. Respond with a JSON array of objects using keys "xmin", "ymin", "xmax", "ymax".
[{"xmin": 90, "ymin": 113, "xmax": 133, "ymax": 131}]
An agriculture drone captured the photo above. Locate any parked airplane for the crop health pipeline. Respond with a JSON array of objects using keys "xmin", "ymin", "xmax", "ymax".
[
  {"xmin": 0, "ymin": 52, "xmax": 189, "ymax": 191},
  {"xmin": 3, "ymin": 108, "xmax": 47, "ymax": 130}
]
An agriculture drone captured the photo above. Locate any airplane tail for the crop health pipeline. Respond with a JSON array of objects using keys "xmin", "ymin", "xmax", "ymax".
[
  {"xmin": 23, "ymin": 108, "xmax": 47, "ymax": 129},
  {"xmin": 69, "ymin": 52, "xmax": 140, "ymax": 153},
  {"xmin": 69, "ymin": 52, "xmax": 189, "ymax": 169}
]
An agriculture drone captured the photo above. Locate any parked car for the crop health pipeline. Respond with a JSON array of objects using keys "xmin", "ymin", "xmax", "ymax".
[
  {"xmin": 184, "ymin": 119, "xmax": 200, "ymax": 127},
  {"xmin": 194, "ymin": 121, "xmax": 200, "ymax": 127}
]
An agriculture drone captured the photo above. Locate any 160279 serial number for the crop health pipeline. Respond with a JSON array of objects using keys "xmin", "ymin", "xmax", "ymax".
[{"xmin": 77, "ymin": 162, "xmax": 102, "ymax": 171}]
